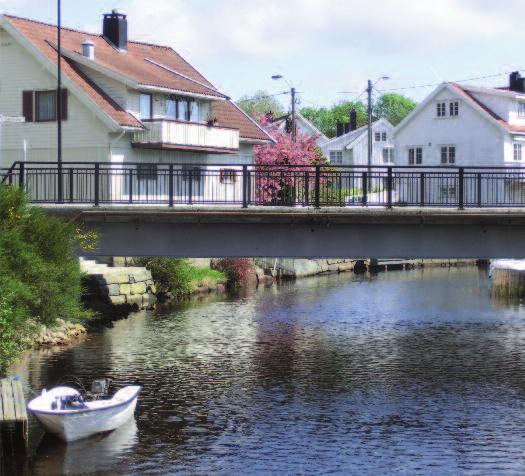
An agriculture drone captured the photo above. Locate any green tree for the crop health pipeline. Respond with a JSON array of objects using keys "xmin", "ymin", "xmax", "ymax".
[
  {"xmin": 300, "ymin": 101, "xmax": 368, "ymax": 138},
  {"xmin": 373, "ymin": 93, "xmax": 417, "ymax": 126},
  {"xmin": 236, "ymin": 90, "xmax": 285, "ymax": 118}
]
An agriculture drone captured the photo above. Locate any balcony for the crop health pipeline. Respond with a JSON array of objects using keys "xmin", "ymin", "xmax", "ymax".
[{"xmin": 132, "ymin": 119, "xmax": 240, "ymax": 154}]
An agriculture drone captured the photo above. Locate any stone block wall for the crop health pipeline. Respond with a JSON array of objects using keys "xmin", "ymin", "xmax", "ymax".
[{"xmin": 80, "ymin": 259, "xmax": 156, "ymax": 311}]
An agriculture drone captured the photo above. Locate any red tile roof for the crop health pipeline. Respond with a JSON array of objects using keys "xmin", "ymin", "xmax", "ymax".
[
  {"xmin": 450, "ymin": 83, "xmax": 525, "ymax": 134},
  {"xmin": 4, "ymin": 15, "xmax": 272, "ymax": 140},
  {"xmin": 212, "ymin": 100, "xmax": 273, "ymax": 142}
]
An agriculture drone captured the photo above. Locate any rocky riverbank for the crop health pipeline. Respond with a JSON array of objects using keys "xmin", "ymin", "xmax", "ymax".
[{"xmin": 34, "ymin": 318, "xmax": 87, "ymax": 348}]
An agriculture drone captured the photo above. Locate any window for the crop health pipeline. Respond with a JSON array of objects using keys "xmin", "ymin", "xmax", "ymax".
[
  {"xmin": 220, "ymin": 169, "xmax": 237, "ymax": 184},
  {"xmin": 382, "ymin": 132, "xmax": 387, "ymax": 141},
  {"xmin": 182, "ymin": 166, "xmax": 202, "ymax": 182},
  {"xmin": 22, "ymin": 90, "xmax": 68, "ymax": 123},
  {"xmin": 329, "ymin": 150, "xmax": 343, "ymax": 164},
  {"xmin": 519, "ymin": 103, "xmax": 525, "ymax": 118},
  {"xmin": 450, "ymin": 101, "xmax": 459, "ymax": 116},
  {"xmin": 441, "ymin": 146, "xmax": 456, "ymax": 164},
  {"xmin": 167, "ymin": 98, "xmax": 177, "ymax": 120},
  {"xmin": 437, "ymin": 102, "xmax": 447, "ymax": 117},
  {"xmin": 136, "ymin": 164, "xmax": 157, "ymax": 181},
  {"xmin": 190, "ymin": 101, "xmax": 200, "ymax": 122},
  {"xmin": 35, "ymin": 91, "xmax": 57, "ymax": 122},
  {"xmin": 440, "ymin": 185, "xmax": 457, "ymax": 200},
  {"xmin": 139, "ymin": 93, "xmax": 152, "ymax": 120},
  {"xmin": 374, "ymin": 132, "xmax": 381, "ymax": 142},
  {"xmin": 514, "ymin": 143, "xmax": 523, "ymax": 161},
  {"xmin": 408, "ymin": 147, "xmax": 423, "ymax": 165},
  {"xmin": 382, "ymin": 148, "xmax": 394, "ymax": 163},
  {"xmin": 178, "ymin": 99, "xmax": 189, "ymax": 121}
]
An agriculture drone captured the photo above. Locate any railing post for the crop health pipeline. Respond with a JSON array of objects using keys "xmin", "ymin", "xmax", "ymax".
[
  {"xmin": 247, "ymin": 167, "xmax": 252, "ymax": 206},
  {"xmin": 314, "ymin": 165, "xmax": 321, "ymax": 208},
  {"xmin": 128, "ymin": 168, "xmax": 133, "ymax": 204},
  {"xmin": 69, "ymin": 168, "xmax": 74, "ymax": 203},
  {"xmin": 362, "ymin": 172, "xmax": 368, "ymax": 206},
  {"xmin": 386, "ymin": 167, "xmax": 393, "ymax": 209},
  {"xmin": 188, "ymin": 169, "xmax": 193, "ymax": 205},
  {"xmin": 420, "ymin": 172, "xmax": 425, "ymax": 207},
  {"xmin": 19, "ymin": 162, "xmax": 25, "ymax": 191},
  {"xmin": 304, "ymin": 171, "xmax": 310, "ymax": 206},
  {"xmin": 169, "ymin": 164, "xmax": 174, "ymax": 207},
  {"xmin": 477, "ymin": 172, "xmax": 482, "ymax": 208},
  {"xmin": 242, "ymin": 165, "xmax": 249, "ymax": 208},
  {"xmin": 458, "ymin": 167, "xmax": 464, "ymax": 210},
  {"xmin": 94, "ymin": 163, "xmax": 100, "ymax": 207},
  {"xmin": 57, "ymin": 162, "xmax": 63, "ymax": 203}
]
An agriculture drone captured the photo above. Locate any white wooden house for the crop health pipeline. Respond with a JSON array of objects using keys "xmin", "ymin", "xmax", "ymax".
[
  {"xmin": 393, "ymin": 75, "xmax": 525, "ymax": 204},
  {"xmin": 0, "ymin": 11, "xmax": 272, "ymax": 203},
  {"xmin": 320, "ymin": 118, "xmax": 395, "ymax": 166}
]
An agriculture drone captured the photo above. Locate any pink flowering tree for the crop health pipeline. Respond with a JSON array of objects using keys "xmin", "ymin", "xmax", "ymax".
[{"xmin": 254, "ymin": 115, "xmax": 327, "ymax": 204}]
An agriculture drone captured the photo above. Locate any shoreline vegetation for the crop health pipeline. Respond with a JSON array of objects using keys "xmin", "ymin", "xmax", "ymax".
[{"xmin": 0, "ymin": 186, "xmax": 96, "ymax": 371}]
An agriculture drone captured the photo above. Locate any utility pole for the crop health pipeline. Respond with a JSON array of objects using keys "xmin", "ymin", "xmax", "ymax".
[
  {"xmin": 367, "ymin": 79, "xmax": 373, "ymax": 174},
  {"xmin": 57, "ymin": 0, "xmax": 63, "ymax": 202},
  {"xmin": 291, "ymin": 87, "xmax": 296, "ymax": 142}
]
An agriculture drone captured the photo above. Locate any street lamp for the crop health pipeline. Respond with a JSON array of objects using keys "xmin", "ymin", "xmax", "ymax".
[
  {"xmin": 57, "ymin": 0, "xmax": 63, "ymax": 202},
  {"xmin": 272, "ymin": 74, "xmax": 297, "ymax": 142},
  {"xmin": 367, "ymin": 76, "xmax": 390, "ymax": 172}
]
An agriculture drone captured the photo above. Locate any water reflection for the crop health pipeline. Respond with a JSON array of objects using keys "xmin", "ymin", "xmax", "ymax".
[
  {"xmin": 32, "ymin": 419, "xmax": 138, "ymax": 475},
  {"xmin": 11, "ymin": 267, "xmax": 525, "ymax": 474}
]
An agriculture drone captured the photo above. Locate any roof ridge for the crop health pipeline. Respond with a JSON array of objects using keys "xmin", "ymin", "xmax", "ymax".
[{"xmin": 4, "ymin": 14, "xmax": 176, "ymax": 50}]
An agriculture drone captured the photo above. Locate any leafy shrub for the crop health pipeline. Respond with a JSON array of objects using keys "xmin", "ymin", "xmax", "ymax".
[
  {"xmin": 0, "ymin": 186, "xmax": 91, "ymax": 369},
  {"xmin": 135, "ymin": 257, "xmax": 194, "ymax": 298},
  {"xmin": 212, "ymin": 259, "xmax": 254, "ymax": 287},
  {"xmin": 135, "ymin": 258, "xmax": 227, "ymax": 298}
]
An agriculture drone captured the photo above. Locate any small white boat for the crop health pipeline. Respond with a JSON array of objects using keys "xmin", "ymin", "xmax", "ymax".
[{"xmin": 28, "ymin": 384, "xmax": 141, "ymax": 442}]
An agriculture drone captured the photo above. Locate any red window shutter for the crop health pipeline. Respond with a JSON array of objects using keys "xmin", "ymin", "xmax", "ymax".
[
  {"xmin": 60, "ymin": 88, "xmax": 68, "ymax": 120},
  {"xmin": 22, "ymin": 91, "xmax": 34, "ymax": 122}
]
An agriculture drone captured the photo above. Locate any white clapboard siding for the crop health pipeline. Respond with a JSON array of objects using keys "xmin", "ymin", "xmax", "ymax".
[{"xmin": 0, "ymin": 26, "xmax": 112, "ymax": 168}]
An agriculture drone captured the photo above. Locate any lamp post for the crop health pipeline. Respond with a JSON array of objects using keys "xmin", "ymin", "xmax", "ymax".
[
  {"xmin": 57, "ymin": 0, "xmax": 63, "ymax": 202},
  {"xmin": 367, "ymin": 76, "xmax": 390, "ymax": 173},
  {"xmin": 272, "ymin": 75, "xmax": 297, "ymax": 142}
]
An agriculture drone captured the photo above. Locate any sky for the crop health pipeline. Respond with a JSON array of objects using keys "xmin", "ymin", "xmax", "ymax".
[{"xmin": 1, "ymin": 0, "xmax": 524, "ymax": 111}]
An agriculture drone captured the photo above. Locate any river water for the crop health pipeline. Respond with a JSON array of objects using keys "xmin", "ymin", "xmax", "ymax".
[{"xmin": 9, "ymin": 267, "xmax": 525, "ymax": 475}]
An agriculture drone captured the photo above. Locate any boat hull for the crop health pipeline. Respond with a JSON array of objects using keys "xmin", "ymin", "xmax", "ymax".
[{"xmin": 29, "ymin": 386, "xmax": 141, "ymax": 442}]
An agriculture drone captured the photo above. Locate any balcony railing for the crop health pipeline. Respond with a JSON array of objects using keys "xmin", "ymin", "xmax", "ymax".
[
  {"xmin": 132, "ymin": 120, "xmax": 240, "ymax": 152},
  {"xmin": 4, "ymin": 163, "xmax": 525, "ymax": 209}
]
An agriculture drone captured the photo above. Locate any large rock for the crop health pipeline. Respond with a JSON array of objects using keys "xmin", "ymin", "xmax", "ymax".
[
  {"xmin": 131, "ymin": 282, "xmax": 147, "ymax": 295},
  {"xmin": 109, "ymin": 295, "xmax": 127, "ymax": 306}
]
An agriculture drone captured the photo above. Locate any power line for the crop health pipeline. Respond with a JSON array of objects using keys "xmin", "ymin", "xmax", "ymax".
[{"xmin": 377, "ymin": 69, "xmax": 525, "ymax": 93}]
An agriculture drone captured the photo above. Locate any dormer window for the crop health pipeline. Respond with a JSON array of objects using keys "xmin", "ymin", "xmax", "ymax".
[{"xmin": 518, "ymin": 103, "xmax": 525, "ymax": 118}]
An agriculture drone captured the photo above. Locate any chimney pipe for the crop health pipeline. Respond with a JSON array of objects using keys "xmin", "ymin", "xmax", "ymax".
[
  {"xmin": 82, "ymin": 39, "xmax": 95, "ymax": 60},
  {"xmin": 350, "ymin": 110, "xmax": 358, "ymax": 131},
  {"xmin": 344, "ymin": 122, "xmax": 350, "ymax": 134},
  {"xmin": 336, "ymin": 121, "xmax": 345, "ymax": 137},
  {"xmin": 103, "ymin": 9, "xmax": 128, "ymax": 51}
]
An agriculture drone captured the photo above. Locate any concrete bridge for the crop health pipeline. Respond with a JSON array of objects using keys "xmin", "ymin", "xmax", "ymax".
[{"xmin": 44, "ymin": 205, "xmax": 525, "ymax": 259}]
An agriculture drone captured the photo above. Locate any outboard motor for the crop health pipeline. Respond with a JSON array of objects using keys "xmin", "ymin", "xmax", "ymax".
[{"xmin": 90, "ymin": 378, "xmax": 112, "ymax": 399}]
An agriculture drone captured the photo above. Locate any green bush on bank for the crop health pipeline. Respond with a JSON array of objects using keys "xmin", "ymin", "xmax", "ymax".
[
  {"xmin": 0, "ymin": 186, "xmax": 92, "ymax": 369},
  {"xmin": 135, "ymin": 258, "xmax": 226, "ymax": 299}
]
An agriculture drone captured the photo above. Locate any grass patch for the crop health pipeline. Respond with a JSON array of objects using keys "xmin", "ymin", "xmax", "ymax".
[{"xmin": 188, "ymin": 266, "xmax": 226, "ymax": 290}]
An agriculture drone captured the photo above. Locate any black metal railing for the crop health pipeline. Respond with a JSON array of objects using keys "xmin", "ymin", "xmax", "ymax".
[{"xmin": 3, "ymin": 161, "xmax": 525, "ymax": 209}]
